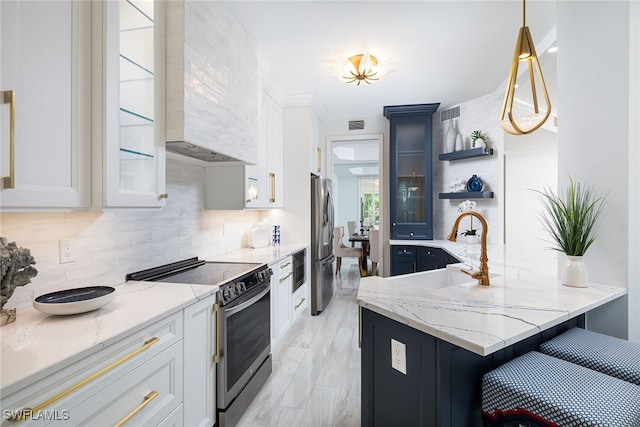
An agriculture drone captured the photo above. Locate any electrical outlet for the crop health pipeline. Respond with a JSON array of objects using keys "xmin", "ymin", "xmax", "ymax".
[
  {"xmin": 59, "ymin": 239, "xmax": 75, "ymax": 264},
  {"xmin": 391, "ymin": 338, "xmax": 407, "ymax": 375}
]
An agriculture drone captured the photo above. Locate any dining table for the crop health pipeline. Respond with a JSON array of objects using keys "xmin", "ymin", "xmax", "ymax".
[{"xmin": 348, "ymin": 233, "xmax": 370, "ymax": 277}]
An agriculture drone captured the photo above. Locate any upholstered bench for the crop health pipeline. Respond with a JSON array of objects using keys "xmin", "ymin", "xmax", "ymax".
[
  {"xmin": 482, "ymin": 351, "xmax": 640, "ymax": 426},
  {"xmin": 539, "ymin": 327, "xmax": 640, "ymax": 386}
]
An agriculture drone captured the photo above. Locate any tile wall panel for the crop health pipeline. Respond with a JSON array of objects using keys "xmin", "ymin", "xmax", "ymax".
[{"xmin": 0, "ymin": 158, "xmax": 260, "ymax": 309}]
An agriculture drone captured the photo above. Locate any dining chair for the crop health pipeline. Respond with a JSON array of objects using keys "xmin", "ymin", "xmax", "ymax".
[{"xmin": 334, "ymin": 226, "xmax": 361, "ymax": 274}]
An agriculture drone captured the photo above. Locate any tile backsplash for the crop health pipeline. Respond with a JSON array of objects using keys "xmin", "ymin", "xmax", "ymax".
[{"xmin": 0, "ymin": 158, "xmax": 261, "ymax": 309}]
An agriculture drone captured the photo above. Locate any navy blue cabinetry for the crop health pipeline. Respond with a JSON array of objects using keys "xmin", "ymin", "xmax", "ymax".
[
  {"xmin": 384, "ymin": 104, "xmax": 440, "ymax": 240},
  {"xmin": 391, "ymin": 245, "xmax": 460, "ymax": 276},
  {"xmin": 361, "ymin": 308, "xmax": 585, "ymax": 426}
]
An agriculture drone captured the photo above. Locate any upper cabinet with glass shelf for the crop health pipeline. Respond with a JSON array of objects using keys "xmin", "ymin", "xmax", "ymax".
[{"xmin": 93, "ymin": 0, "xmax": 166, "ymax": 209}]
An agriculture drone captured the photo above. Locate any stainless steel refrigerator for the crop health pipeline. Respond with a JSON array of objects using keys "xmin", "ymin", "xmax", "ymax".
[{"xmin": 311, "ymin": 174, "xmax": 335, "ymax": 315}]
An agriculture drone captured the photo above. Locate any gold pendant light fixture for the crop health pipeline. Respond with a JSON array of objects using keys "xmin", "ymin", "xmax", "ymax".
[{"xmin": 500, "ymin": 0, "xmax": 551, "ymax": 135}]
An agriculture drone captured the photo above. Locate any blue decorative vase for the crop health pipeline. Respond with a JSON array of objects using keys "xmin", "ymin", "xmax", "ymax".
[{"xmin": 466, "ymin": 175, "xmax": 483, "ymax": 192}]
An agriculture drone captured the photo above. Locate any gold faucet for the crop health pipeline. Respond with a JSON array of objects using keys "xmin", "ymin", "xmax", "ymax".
[{"xmin": 447, "ymin": 211, "xmax": 490, "ymax": 286}]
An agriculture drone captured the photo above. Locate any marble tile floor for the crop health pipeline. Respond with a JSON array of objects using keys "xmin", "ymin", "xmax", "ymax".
[{"xmin": 236, "ymin": 258, "xmax": 364, "ymax": 427}]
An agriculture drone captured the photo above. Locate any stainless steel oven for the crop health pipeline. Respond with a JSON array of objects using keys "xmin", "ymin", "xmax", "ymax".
[
  {"xmin": 216, "ymin": 272, "xmax": 272, "ymax": 427},
  {"xmin": 292, "ymin": 248, "xmax": 306, "ymax": 293},
  {"xmin": 126, "ymin": 258, "xmax": 273, "ymax": 427}
]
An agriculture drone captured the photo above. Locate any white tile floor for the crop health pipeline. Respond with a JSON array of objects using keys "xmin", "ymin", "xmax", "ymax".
[{"xmin": 236, "ymin": 259, "xmax": 363, "ymax": 427}]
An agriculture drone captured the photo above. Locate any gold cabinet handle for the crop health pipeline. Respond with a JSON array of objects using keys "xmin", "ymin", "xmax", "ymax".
[
  {"xmin": 2, "ymin": 90, "xmax": 16, "ymax": 189},
  {"xmin": 269, "ymin": 172, "xmax": 275, "ymax": 203},
  {"xmin": 280, "ymin": 271, "xmax": 293, "ymax": 282},
  {"xmin": 317, "ymin": 147, "xmax": 321, "ymax": 172},
  {"xmin": 114, "ymin": 391, "xmax": 159, "ymax": 427},
  {"xmin": 213, "ymin": 303, "xmax": 221, "ymax": 363},
  {"xmin": 158, "ymin": 193, "xmax": 168, "ymax": 200},
  {"xmin": 280, "ymin": 261, "xmax": 291, "ymax": 269},
  {"xmin": 294, "ymin": 297, "xmax": 305, "ymax": 310},
  {"xmin": 7, "ymin": 337, "xmax": 160, "ymax": 422}
]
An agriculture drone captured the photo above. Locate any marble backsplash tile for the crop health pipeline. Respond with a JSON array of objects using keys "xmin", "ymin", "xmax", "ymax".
[{"xmin": 0, "ymin": 158, "xmax": 261, "ymax": 309}]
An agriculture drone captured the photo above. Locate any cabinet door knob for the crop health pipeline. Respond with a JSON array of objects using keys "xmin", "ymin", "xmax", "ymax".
[
  {"xmin": 409, "ymin": 232, "xmax": 414, "ymax": 236},
  {"xmin": 392, "ymin": 222, "xmax": 396, "ymax": 226},
  {"xmin": 158, "ymin": 193, "xmax": 169, "ymax": 200}
]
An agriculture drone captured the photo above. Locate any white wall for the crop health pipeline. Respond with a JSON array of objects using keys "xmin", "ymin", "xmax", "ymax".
[
  {"xmin": 629, "ymin": 0, "xmax": 640, "ymax": 343},
  {"xmin": 334, "ymin": 173, "xmax": 359, "ymax": 235},
  {"xmin": 557, "ymin": 1, "xmax": 634, "ymax": 339},
  {"xmin": 0, "ymin": 158, "xmax": 261, "ymax": 310},
  {"xmin": 504, "ymin": 131, "xmax": 557, "ymax": 252}
]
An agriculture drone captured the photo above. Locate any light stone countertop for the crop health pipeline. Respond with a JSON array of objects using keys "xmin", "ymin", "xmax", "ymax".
[
  {"xmin": 210, "ymin": 243, "xmax": 308, "ymax": 265},
  {"xmin": 0, "ymin": 280, "xmax": 217, "ymax": 395},
  {"xmin": 358, "ymin": 240, "xmax": 627, "ymax": 356},
  {"xmin": 0, "ymin": 244, "xmax": 308, "ymax": 395}
]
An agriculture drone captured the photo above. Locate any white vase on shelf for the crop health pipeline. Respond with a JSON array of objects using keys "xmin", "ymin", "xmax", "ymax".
[
  {"xmin": 561, "ymin": 255, "xmax": 589, "ymax": 288},
  {"xmin": 444, "ymin": 120, "xmax": 455, "ymax": 153},
  {"xmin": 454, "ymin": 134, "xmax": 463, "ymax": 151}
]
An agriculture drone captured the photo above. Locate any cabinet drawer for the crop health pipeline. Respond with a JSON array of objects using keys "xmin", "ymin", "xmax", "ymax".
[
  {"xmin": 2, "ymin": 312, "xmax": 183, "ymax": 426},
  {"xmin": 71, "ymin": 341, "xmax": 183, "ymax": 426},
  {"xmin": 292, "ymin": 285, "xmax": 307, "ymax": 318}
]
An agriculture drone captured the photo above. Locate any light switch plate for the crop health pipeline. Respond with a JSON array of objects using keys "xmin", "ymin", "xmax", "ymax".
[{"xmin": 391, "ymin": 338, "xmax": 407, "ymax": 375}]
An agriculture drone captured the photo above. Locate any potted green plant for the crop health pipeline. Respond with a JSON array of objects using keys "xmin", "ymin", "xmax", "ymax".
[
  {"xmin": 470, "ymin": 130, "xmax": 487, "ymax": 148},
  {"xmin": 533, "ymin": 176, "xmax": 608, "ymax": 287}
]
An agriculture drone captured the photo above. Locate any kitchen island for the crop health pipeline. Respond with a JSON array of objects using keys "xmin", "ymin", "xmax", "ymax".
[{"xmin": 358, "ymin": 240, "xmax": 627, "ymax": 426}]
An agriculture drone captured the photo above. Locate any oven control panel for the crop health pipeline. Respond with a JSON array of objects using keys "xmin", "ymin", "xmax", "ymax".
[{"xmin": 219, "ymin": 266, "xmax": 272, "ymax": 305}]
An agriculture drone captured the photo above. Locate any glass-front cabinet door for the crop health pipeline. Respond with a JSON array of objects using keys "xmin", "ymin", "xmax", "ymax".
[
  {"xmin": 99, "ymin": 0, "xmax": 166, "ymax": 208},
  {"xmin": 384, "ymin": 104, "xmax": 440, "ymax": 239}
]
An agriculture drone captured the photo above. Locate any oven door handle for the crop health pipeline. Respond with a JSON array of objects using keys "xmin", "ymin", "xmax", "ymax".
[{"xmin": 224, "ymin": 285, "xmax": 270, "ymax": 316}]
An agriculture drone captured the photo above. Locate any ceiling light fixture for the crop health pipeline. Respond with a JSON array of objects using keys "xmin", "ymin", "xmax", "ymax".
[
  {"xmin": 499, "ymin": 0, "xmax": 551, "ymax": 135},
  {"xmin": 343, "ymin": 53, "xmax": 381, "ymax": 85}
]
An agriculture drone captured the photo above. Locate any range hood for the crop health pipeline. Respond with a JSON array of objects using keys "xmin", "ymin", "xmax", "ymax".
[{"xmin": 166, "ymin": 141, "xmax": 243, "ymax": 163}]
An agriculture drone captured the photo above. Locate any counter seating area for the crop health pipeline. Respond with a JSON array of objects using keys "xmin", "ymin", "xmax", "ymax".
[{"xmin": 482, "ymin": 329, "xmax": 640, "ymax": 426}]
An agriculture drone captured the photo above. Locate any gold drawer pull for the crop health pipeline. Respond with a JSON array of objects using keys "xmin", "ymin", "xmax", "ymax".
[
  {"xmin": 213, "ymin": 303, "xmax": 221, "ymax": 363},
  {"xmin": 280, "ymin": 261, "xmax": 291, "ymax": 269},
  {"xmin": 158, "ymin": 193, "xmax": 169, "ymax": 200},
  {"xmin": 269, "ymin": 172, "xmax": 275, "ymax": 203},
  {"xmin": 280, "ymin": 271, "xmax": 293, "ymax": 282},
  {"xmin": 2, "ymin": 90, "xmax": 16, "ymax": 190},
  {"xmin": 114, "ymin": 391, "xmax": 159, "ymax": 427},
  {"xmin": 8, "ymin": 337, "xmax": 160, "ymax": 422},
  {"xmin": 294, "ymin": 297, "xmax": 305, "ymax": 310},
  {"xmin": 317, "ymin": 147, "xmax": 321, "ymax": 172}
]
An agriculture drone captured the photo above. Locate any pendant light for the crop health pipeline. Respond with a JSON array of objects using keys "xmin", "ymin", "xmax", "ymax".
[{"xmin": 499, "ymin": 0, "xmax": 551, "ymax": 135}]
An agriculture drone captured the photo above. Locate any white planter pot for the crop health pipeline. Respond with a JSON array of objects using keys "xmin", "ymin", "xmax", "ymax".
[{"xmin": 561, "ymin": 255, "xmax": 589, "ymax": 288}]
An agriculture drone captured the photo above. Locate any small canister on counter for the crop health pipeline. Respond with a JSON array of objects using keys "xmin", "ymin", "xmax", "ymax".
[{"xmin": 272, "ymin": 224, "xmax": 280, "ymax": 246}]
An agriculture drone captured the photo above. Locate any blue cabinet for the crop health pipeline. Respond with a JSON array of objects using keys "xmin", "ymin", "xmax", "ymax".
[
  {"xmin": 391, "ymin": 246, "xmax": 460, "ymax": 276},
  {"xmin": 384, "ymin": 104, "xmax": 440, "ymax": 240}
]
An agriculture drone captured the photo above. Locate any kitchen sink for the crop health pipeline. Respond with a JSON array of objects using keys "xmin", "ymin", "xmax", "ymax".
[{"xmin": 387, "ymin": 265, "xmax": 494, "ymax": 290}]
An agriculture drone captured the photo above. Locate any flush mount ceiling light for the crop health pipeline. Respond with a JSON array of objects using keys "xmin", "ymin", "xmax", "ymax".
[
  {"xmin": 327, "ymin": 49, "xmax": 392, "ymax": 86},
  {"xmin": 499, "ymin": 0, "xmax": 551, "ymax": 135}
]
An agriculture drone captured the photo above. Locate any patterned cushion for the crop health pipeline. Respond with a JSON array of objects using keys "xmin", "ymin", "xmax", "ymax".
[
  {"xmin": 482, "ymin": 352, "xmax": 640, "ymax": 427},
  {"xmin": 539, "ymin": 327, "xmax": 640, "ymax": 385}
]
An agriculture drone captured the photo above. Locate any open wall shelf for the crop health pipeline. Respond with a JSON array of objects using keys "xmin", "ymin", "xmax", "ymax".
[
  {"xmin": 439, "ymin": 191, "xmax": 494, "ymax": 199},
  {"xmin": 438, "ymin": 147, "xmax": 494, "ymax": 161}
]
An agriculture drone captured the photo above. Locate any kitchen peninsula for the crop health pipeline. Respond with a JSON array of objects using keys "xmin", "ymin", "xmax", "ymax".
[{"xmin": 357, "ymin": 240, "xmax": 627, "ymax": 426}]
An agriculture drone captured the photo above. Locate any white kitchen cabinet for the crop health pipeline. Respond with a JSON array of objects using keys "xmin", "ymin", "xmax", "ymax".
[
  {"xmin": 0, "ymin": 311, "xmax": 183, "ymax": 426},
  {"xmin": 246, "ymin": 89, "xmax": 284, "ymax": 209},
  {"xmin": 0, "ymin": 0, "xmax": 91, "ymax": 210},
  {"xmin": 310, "ymin": 113, "xmax": 326, "ymax": 176},
  {"xmin": 292, "ymin": 282, "xmax": 307, "ymax": 320},
  {"xmin": 269, "ymin": 256, "xmax": 293, "ymax": 348},
  {"xmin": 92, "ymin": 0, "xmax": 167, "ymax": 209},
  {"xmin": 183, "ymin": 295, "xmax": 216, "ymax": 427}
]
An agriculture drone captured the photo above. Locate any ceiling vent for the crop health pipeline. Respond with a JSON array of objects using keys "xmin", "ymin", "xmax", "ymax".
[
  {"xmin": 440, "ymin": 107, "xmax": 460, "ymax": 122},
  {"xmin": 348, "ymin": 120, "xmax": 365, "ymax": 131}
]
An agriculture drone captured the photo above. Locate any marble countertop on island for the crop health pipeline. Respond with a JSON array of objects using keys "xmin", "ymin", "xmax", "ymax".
[
  {"xmin": 359, "ymin": 240, "xmax": 627, "ymax": 356},
  {"xmin": 0, "ymin": 280, "xmax": 217, "ymax": 395}
]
